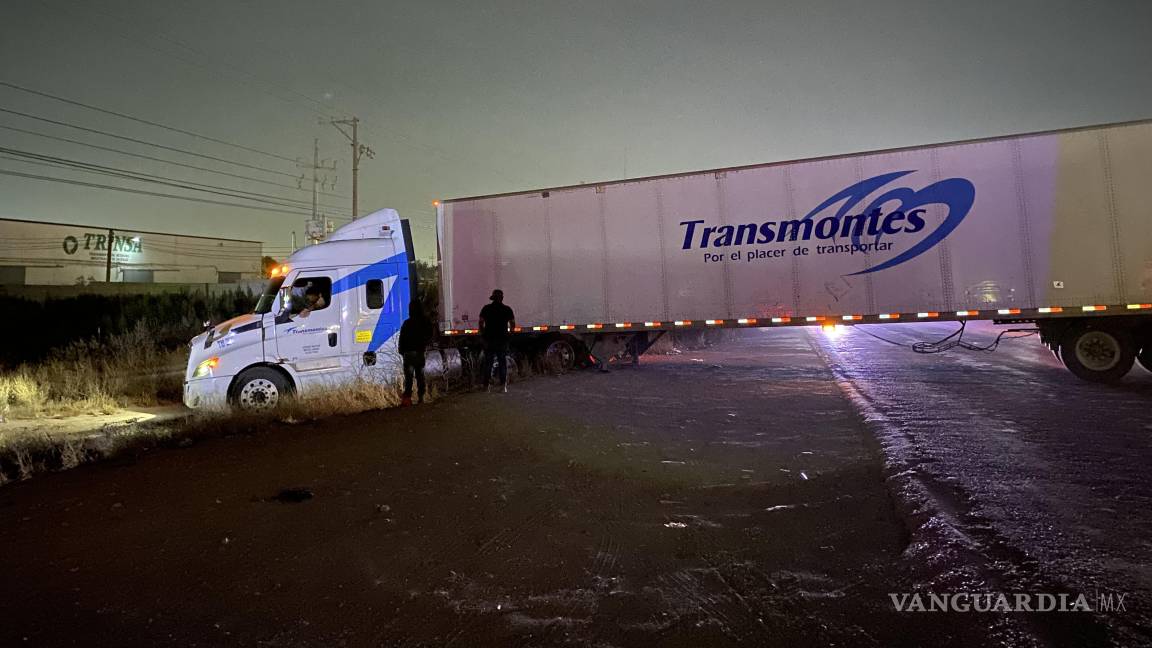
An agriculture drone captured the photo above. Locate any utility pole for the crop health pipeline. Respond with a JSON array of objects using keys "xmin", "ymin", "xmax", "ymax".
[
  {"xmin": 328, "ymin": 117, "xmax": 374, "ymax": 219},
  {"xmin": 296, "ymin": 138, "xmax": 337, "ymax": 245},
  {"xmin": 105, "ymin": 228, "xmax": 114, "ymax": 282}
]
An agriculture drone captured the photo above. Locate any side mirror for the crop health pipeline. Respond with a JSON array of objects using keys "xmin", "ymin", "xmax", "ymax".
[
  {"xmin": 272, "ymin": 289, "xmax": 289, "ymax": 325},
  {"xmin": 277, "ymin": 287, "xmax": 294, "ymax": 314}
]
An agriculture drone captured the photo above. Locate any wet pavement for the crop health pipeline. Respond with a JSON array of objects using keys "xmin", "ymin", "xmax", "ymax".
[
  {"xmin": 811, "ymin": 320, "xmax": 1152, "ymax": 646},
  {"xmin": 0, "ymin": 326, "xmax": 1146, "ymax": 646}
]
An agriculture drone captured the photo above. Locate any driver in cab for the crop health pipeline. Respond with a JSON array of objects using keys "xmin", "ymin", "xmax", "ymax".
[{"xmin": 292, "ymin": 284, "xmax": 326, "ymax": 319}]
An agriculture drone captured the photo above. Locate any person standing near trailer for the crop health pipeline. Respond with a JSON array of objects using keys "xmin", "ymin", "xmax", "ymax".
[
  {"xmin": 479, "ymin": 289, "xmax": 516, "ymax": 393},
  {"xmin": 398, "ymin": 300, "xmax": 435, "ymax": 405}
]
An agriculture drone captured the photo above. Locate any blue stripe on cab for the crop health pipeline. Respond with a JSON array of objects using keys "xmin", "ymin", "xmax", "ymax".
[{"xmin": 331, "ymin": 251, "xmax": 411, "ymax": 352}]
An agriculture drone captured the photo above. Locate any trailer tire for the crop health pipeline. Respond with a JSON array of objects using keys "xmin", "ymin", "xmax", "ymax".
[
  {"xmin": 230, "ymin": 367, "xmax": 293, "ymax": 410},
  {"xmin": 1059, "ymin": 324, "xmax": 1136, "ymax": 383},
  {"xmin": 544, "ymin": 338, "xmax": 577, "ymax": 372}
]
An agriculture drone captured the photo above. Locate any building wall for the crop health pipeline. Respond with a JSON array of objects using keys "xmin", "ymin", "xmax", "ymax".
[{"xmin": 0, "ymin": 218, "xmax": 262, "ymax": 285}]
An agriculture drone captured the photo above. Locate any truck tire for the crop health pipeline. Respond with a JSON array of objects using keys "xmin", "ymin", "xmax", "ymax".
[
  {"xmin": 230, "ymin": 367, "xmax": 293, "ymax": 410},
  {"xmin": 1059, "ymin": 324, "xmax": 1136, "ymax": 383}
]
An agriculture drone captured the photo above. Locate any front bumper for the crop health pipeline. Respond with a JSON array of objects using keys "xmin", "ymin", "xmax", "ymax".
[{"xmin": 183, "ymin": 376, "xmax": 231, "ymax": 409}]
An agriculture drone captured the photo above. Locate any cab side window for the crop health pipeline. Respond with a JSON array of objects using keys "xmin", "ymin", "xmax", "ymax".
[
  {"xmin": 288, "ymin": 276, "xmax": 332, "ymax": 318},
  {"xmin": 366, "ymin": 279, "xmax": 384, "ymax": 310}
]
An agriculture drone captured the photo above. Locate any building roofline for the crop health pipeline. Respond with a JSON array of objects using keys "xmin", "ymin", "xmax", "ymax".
[{"xmin": 0, "ymin": 217, "xmax": 263, "ymax": 244}]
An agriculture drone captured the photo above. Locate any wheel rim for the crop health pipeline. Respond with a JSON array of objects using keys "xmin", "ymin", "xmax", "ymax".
[
  {"xmin": 238, "ymin": 378, "xmax": 280, "ymax": 409},
  {"xmin": 1074, "ymin": 331, "xmax": 1121, "ymax": 372},
  {"xmin": 546, "ymin": 340, "xmax": 575, "ymax": 370}
]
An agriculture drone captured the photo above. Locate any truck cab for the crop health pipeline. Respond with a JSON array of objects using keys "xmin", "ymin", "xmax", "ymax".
[{"xmin": 183, "ymin": 209, "xmax": 414, "ymax": 409}]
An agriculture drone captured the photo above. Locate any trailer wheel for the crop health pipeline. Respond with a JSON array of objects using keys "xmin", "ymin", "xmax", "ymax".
[
  {"xmin": 230, "ymin": 367, "xmax": 292, "ymax": 410},
  {"xmin": 1059, "ymin": 325, "xmax": 1136, "ymax": 383},
  {"xmin": 544, "ymin": 338, "xmax": 576, "ymax": 371}
]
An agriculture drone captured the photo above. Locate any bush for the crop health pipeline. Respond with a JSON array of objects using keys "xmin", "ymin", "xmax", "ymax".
[
  {"xmin": 0, "ymin": 319, "xmax": 185, "ymax": 418},
  {"xmin": 0, "ymin": 289, "xmax": 256, "ymax": 368}
]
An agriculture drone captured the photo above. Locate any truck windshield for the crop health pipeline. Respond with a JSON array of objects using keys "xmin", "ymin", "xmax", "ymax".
[{"xmin": 253, "ymin": 276, "xmax": 286, "ymax": 314}]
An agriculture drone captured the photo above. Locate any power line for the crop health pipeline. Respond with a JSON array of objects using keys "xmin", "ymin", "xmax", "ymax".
[
  {"xmin": 0, "ymin": 149, "xmax": 351, "ymax": 214},
  {"xmin": 41, "ymin": 2, "xmax": 519, "ymax": 187},
  {"xmin": 45, "ymin": 1, "xmax": 350, "ymax": 122},
  {"xmin": 0, "ymin": 122, "xmax": 349, "ymax": 200},
  {"xmin": 0, "ymin": 80, "xmax": 299, "ymax": 163},
  {"xmin": 0, "ymin": 167, "xmax": 317, "ymax": 217},
  {"xmin": 0, "ymin": 149, "xmax": 330, "ymax": 212},
  {"xmin": 0, "ymin": 106, "xmax": 300, "ymax": 178}
]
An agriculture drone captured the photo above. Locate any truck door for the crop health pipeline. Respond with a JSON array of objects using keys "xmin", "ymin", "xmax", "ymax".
[
  {"xmin": 348, "ymin": 267, "xmax": 408, "ymax": 369},
  {"xmin": 273, "ymin": 271, "xmax": 345, "ymax": 376}
]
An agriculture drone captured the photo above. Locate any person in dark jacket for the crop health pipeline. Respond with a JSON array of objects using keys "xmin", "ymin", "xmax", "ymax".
[
  {"xmin": 479, "ymin": 289, "xmax": 516, "ymax": 393},
  {"xmin": 398, "ymin": 300, "xmax": 435, "ymax": 404}
]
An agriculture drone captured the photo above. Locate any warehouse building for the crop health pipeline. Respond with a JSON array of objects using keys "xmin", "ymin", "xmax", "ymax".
[{"xmin": 0, "ymin": 217, "xmax": 262, "ymax": 285}]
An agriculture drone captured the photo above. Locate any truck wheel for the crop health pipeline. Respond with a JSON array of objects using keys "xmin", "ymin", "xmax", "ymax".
[
  {"xmin": 1059, "ymin": 325, "xmax": 1136, "ymax": 383},
  {"xmin": 230, "ymin": 367, "xmax": 292, "ymax": 410},
  {"xmin": 545, "ymin": 338, "xmax": 576, "ymax": 371}
]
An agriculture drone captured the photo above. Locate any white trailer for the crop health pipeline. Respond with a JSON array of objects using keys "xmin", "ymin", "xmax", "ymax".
[
  {"xmin": 437, "ymin": 119, "xmax": 1152, "ymax": 383},
  {"xmin": 185, "ymin": 120, "xmax": 1152, "ymax": 410}
]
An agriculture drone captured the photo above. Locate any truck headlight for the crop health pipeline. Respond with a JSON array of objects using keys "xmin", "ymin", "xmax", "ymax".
[{"xmin": 193, "ymin": 357, "xmax": 219, "ymax": 378}]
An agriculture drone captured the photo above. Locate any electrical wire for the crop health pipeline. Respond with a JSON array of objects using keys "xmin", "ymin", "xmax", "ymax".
[
  {"xmin": 41, "ymin": 0, "xmax": 350, "ymax": 122},
  {"xmin": 0, "ymin": 80, "xmax": 299, "ymax": 163},
  {"xmin": 0, "ymin": 167, "xmax": 317, "ymax": 216},
  {"xmin": 0, "ymin": 123, "xmax": 348, "ymax": 200},
  {"xmin": 0, "ymin": 147, "xmax": 353, "ymax": 215},
  {"xmin": 853, "ymin": 321, "xmax": 1039, "ymax": 354},
  {"xmin": 0, "ymin": 154, "xmax": 324, "ymax": 214},
  {"xmin": 0, "ymin": 106, "xmax": 300, "ymax": 178}
]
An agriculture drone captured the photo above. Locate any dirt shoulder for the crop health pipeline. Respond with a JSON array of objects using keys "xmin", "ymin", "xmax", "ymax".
[
  {"xmin": 0, "ymin": 405, "xmax": 189, "ymax": 442},
  {"xmin": 2, "ymin": 330, "xmax": 999, "ymax": 647}
]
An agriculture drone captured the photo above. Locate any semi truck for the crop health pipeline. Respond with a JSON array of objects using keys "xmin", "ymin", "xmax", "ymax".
[{"xmin": 185, "ymin": 119, "xmax": 1152, "ymax": 409}]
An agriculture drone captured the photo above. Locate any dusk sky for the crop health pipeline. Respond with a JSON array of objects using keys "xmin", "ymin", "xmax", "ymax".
[{"xmin": 2, "ymin": 0, "xmax": 1150, "ymax": 261}]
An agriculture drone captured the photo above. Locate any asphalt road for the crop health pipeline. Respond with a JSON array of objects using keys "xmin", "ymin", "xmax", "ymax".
[
  {"xmin": 0, "ymin": 325, "xmax": 1147, "ymax": 646},
  {"xmin": 810, "ymin": 320, "xmax": 1152, "ymax": 646}
]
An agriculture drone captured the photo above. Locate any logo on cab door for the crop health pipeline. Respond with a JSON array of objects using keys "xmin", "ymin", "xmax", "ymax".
[{"xmin": 284, "ymin": 325, "xmax": 326, "ymax": 336}]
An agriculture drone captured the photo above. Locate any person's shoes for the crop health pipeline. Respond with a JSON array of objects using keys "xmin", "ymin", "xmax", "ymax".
[
  {"xmin": 501, "ymin": 384, "xmax": 508, "ymax": 393},
  {"xmin": 400, "ymin": 395, "xmax": 412, "ymax": 407},
  {"xmin": 484, "ymin": 384, "xmax": 491, "ymax": 393}
]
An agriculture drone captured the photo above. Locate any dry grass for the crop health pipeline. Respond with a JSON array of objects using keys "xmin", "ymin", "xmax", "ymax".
[
  {"xmin": 0, "ymin": 320, "xmax": 185, "ymax": 419},
  {"xmin": 277, "ymin": 375, "xmax": 416, "ymax": 421},
  {"xmin": 0, "ymin": 343, "xmax": 569, "ymax": 485},
  {"xmin": 0, "ymin": 373, "xmax": 434, "ymax": 484},
  {"xmin": 0, "ymin": 424, "xmax": 174, "ymax": 484}
]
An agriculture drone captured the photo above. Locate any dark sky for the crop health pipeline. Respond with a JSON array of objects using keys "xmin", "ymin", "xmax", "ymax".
[{"xmin": 2, "ymin": 0, "xmax": 1150, "ymax": 260}]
